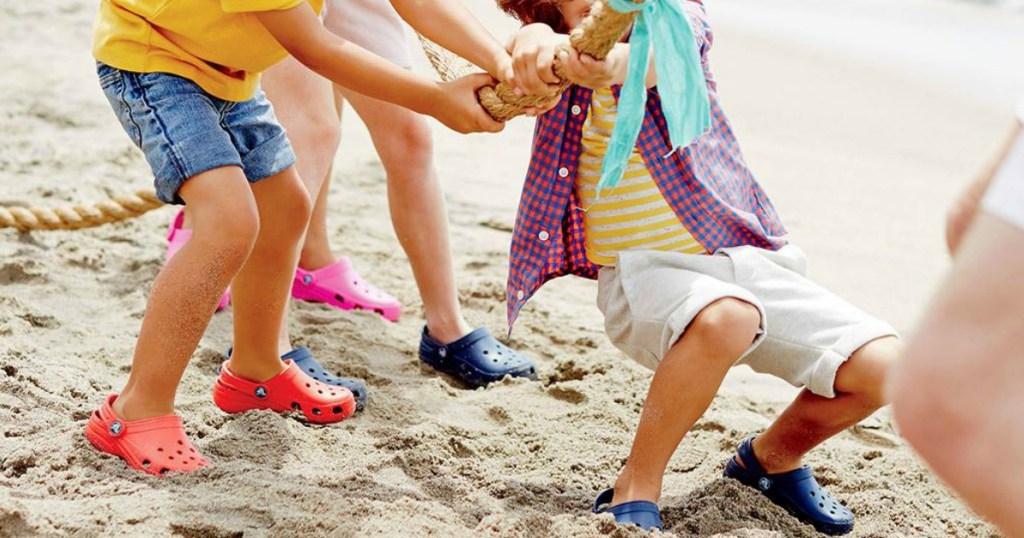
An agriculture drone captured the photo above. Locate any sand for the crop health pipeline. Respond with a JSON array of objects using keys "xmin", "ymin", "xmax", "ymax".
[{"xmin": 0, "ymin": 0, "xmax": 1018, "ymax": 536}]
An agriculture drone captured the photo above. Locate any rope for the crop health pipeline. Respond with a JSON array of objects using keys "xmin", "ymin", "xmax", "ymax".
[
  {"xmin": 1, "ymin": 1, "xmax": 637, "ymax": 231},
  {"xmin": 0, "ymin": 190, "xmax": 163, "ymax": 231},
  {"xmin": 424, "ymin": 0, "xmax": 638, "ymax": 121}
]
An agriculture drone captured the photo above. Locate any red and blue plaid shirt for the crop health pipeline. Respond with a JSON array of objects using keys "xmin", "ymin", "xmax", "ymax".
[{"xmin": 505, "ymin": 0, "xmax": 788, "ymax": 329}]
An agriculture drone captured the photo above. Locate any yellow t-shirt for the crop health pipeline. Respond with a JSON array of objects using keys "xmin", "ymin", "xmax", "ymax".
[
  {"xmin": 576, "ymin": 88, "xmax": 706, "ymax": 265},
  {"xmin": 93, "ymin": 0, "xmax": 324, "ymax": 102}
]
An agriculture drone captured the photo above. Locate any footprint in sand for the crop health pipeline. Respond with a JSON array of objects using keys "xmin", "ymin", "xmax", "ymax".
[
  {"xmin": 545, "ymin": 385, "xmax": 586, "ymax": 405},
  {"xmin": 0, "ymin": 260, "xmax": 48, "ymax": 285}
]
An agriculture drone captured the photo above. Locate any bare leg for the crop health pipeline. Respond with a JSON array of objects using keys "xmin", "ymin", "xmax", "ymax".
[
  {"xmin": 227, "ymin": 166, "xmax": 313, "ymax": 382},
  {"xmin": 612, "ymin": 298, "xmax": 762, "ymax": 504},
  {"xmin": 340, "ymin": 87, "xmax": 472, "ymax": 343},
  {"xmin": 750, "ymin": 337, "xmax": 898, "ymax": 473},
  {"xmin": 114, "ymin": 168, "xmax": 259, "ymax": 421},
  {"xmin": 890, "ymin": 213, "xmax": 1024, "ymax": 538},
  {"xmin": 259, "ymin": 56, "xmax": 341, "ymax": 354}
]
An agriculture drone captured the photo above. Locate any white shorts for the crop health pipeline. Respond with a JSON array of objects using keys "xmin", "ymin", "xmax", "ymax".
[
  {"xmin": 322, "ymin": 0, "xmax": 413, "ymax": 69},
  {"xmin": 596, "ymin": 246, "xmax": 898, "ymax": 398},
  {"xmin": 982, "ymin": 127, "xmax": 1024, "ymax": 231}
]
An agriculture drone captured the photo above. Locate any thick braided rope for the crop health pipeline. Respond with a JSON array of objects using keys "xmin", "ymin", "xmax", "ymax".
[
  {"xmin": 1, "ymin": 1, "xmax": 635, "ymax": 232},
  {"xmin": 0, "ymin": 190, "xmax": 163, "ymax": 231},
  {"xmin": 476, "ymin": 0, "xmax": 638, "ymax": 121}
]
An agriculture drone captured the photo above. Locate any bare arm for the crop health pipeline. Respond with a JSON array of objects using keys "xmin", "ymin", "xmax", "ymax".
[
  {"xmin": 255, "ymin": 4, "xmax": 503, "ymax": 133},
  {"xmin": 947, "ymin": 123, "xmax": 1023, "ymax": 254},
  {"xmin": 390, "ymin": 0, "xmax": 511, "ymax": 82}
]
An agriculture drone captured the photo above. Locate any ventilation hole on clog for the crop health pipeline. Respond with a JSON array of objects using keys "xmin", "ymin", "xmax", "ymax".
[
  {"xmin": 157, "ymin": 448, "xmax": 164, "ymax": 452},
  {"xmin": 354, "ymin": 305, "xmax": 363, "ymax": 310},
  {"xmin": 333, "ymin": 406, "xmax": 343, "ymax": 414},
  {"xmin": 189, "ymin": 447, "xmax": 195, "ymax": 453},
  {"xmin": 353, "ymin": 280, "xmax": 358, "ymax": 285},
  {"xmin": 141, "ymin": 459, "xmax": 151, "ymax": 468},
  {"xmin": 313, "ymin": 376, "xmax": 320, "ymax": 381},
  {"xmin": 190, "ymin": 456, "xmax": 196, "ymax": 461},
  {"xmin": 177, "ymin": 440, "xmax": 183, "ymax": 445},
  {"xmin": 291, "ymin": 402, "xmax": 301, "ymax": 411},
  {"xmin": 305, "ymin": 383, "xmax": 311, "ymax": 388},
  {"xmin": 375, "ymin": 309, "xmax": 384, "ymax": 315},
  {"xmin": 169, "ymin": 456, "xmax": 174, "ymax": 461},
  {"xmin": 308, "ymin": 368, "xmax": 315, "ymax": 373},
  {"xmin": 830, "ymin": 511, "xmax": 835, "ymax": 515},
  {"xmin": 177, "ymin": 450, "xmax": 183, "ymax": 455},
  {"xmin": 318, "ymin": 390, "xmax": 323, "ymax": 394},
  {"xmin": 809, "ymin": 491, "xmax": 815, "ymax": 497},
  {"xmin": 483, "ymin": 350, "xmax": 489, "ymax": 355},
  {"xmin": 159, "ymin": 468, "xmax": 169, "ymax": 475},
  {"xmin": 819, "ymin": 503, "xmax": 824, "ymax": 508},
  {"xmin": 335, "ymin": 294, "xmax": 345, "ymax": 303},
  {"xmin": 330, "ymin": 392, "xmax": 336, "ymax": 396},
  {"xmin": 311, "ymin": 408, "xmax": 321, "ymax": 416}
]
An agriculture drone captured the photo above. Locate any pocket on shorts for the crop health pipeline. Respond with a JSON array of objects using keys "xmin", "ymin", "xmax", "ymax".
[
  {"xmin": 96, "ymin": 64, "xmax": 144, "ymax": 148},
  {"xmin": 597, "ymin": 266, "xmax": 663, "ymax": 371},
  {"xmin": 96, "ymin": 62, "xmax": 121, "ymax": 91}
]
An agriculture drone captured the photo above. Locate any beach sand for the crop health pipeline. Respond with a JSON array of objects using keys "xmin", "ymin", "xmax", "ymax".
[{"xmin": 0, "ymin": 0, "xmax": 1018, "ymax": 536}]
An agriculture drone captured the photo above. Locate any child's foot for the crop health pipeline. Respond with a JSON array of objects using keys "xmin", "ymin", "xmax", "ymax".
[
  {"xmin": 212, "ymin": 360, "xmax": 356, "ymax": 424},
  {"xmin": 167, "ymin": 210, "xmax": 230, "ymax": 311},
  {"xmin": 723, "ymin": 437, "xmax": 855, "ymax": 536},
  {"xmin": 418, "ymin": 326, "xmax": 538, "ymax": 388},
  {"xmin": 591, "ymin": 488, "xmax": 663, "ymax": 531},
  {"xmin": 292, "ymin": 258, "xmax": 402, "ymax": 322},
  {"xmin": 223, "ymin": 347, "xmax": 369, "ymax": 412},
  {"xmin": 85, "ymin": 394, "xmax": 211, "ymax": 476}
]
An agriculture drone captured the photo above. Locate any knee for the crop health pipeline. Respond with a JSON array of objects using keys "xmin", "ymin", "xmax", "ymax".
[
  {"xmin": 306, "ymin": 118, "xmax": 342, "ymax": 160},
  {"xmin": 274, "ymin": 180, "xmax": 313, "ymax": 238},
  {"xmin": 688, "ymin": 298, "xmax": 762, "ymax": 359},
  {"xmin": 193, "ymin": 200, "xmax": 260, "ymax": 270},
  {"xmin": 836, "ymin": 336, "xmax": 899, "ymax": 408},
  {"xmin": 378, "ymin": 115, "xmax": 433, "ymax": 179}
]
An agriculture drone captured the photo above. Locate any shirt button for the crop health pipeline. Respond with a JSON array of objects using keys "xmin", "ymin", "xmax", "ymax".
[
  {"xmin": 558, "ymin": 167, "xmax": 569, "ymax": 178},
  {"xmin": 571, "ymin": 105, "xmax": 582, "ymax": 115},
  {"xmin": 538, "ymin": 231, "xmax": 549, "ymax": 241},
  {"xmin": 516, "ymin": 290, "xmax": 525, "ymax": 301}
]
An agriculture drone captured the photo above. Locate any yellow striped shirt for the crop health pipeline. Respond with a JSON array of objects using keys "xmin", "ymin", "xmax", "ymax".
[{"xmin": 576, "ymin": 88, "xmax": 706, "ymax": 265}]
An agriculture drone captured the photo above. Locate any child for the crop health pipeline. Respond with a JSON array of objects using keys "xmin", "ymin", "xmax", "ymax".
[
  {"xmin": 499, "ymin": 0, "xmax": 900, "ymax": 533},
  {"xmin": 85, "ymin": 0, "xmax": 513, "ymax": 476}
]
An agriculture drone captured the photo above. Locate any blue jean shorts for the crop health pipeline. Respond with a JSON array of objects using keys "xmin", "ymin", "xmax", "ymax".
[{"xmin": 96, "ymin": 62, "xmax": 296, "ymax": 204}]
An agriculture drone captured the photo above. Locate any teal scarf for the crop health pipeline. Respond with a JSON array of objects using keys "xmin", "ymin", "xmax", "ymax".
[{"xmin": 597, "ymin": 0, "xmax": 712, "ymax": 196}]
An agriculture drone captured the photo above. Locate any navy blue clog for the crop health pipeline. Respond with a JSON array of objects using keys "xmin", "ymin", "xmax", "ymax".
[
  {"xmin": 418, "ymin": 327, "xmax": 537, "ymax": 388},
  {"xmin": 592, "ymin": 488, "xmax": 663, "ymax": 531},
  {"xmin": 724, "ymin": 437, "xmax": 854, "ymax": 535}
]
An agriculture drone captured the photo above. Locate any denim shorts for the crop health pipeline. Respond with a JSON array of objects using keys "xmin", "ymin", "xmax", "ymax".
[{"xmin": 96, "ymin": 62, "xmax": 296, "ymax": 204}]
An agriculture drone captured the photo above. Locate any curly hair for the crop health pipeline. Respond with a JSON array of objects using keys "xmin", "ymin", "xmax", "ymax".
[{"xmin": 496, "ymin": 0, "xmax": 569, "ymax": 33}]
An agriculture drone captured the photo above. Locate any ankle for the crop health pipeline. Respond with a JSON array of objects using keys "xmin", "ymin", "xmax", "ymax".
[
  {"xmin": 113, "ymin": 390, "xmax": 174, "ymax": 422},
  {"xmin": 226, "ymin": 355, "xmax": 287, "ymax": 383},
  {"xmin": 748, "ymin": 437, "xmax": 803, "ymax": 474},
  {"xmin": 298, "ymin": 247, "xmax": 335, "ymax": 272},
  {"xmin": 426, "ymin": 315, "xmax": 473, "ymax": 345},
  {"xmin": 612, "ymin": 468, "xmax": 662, "ymax": 505}
]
